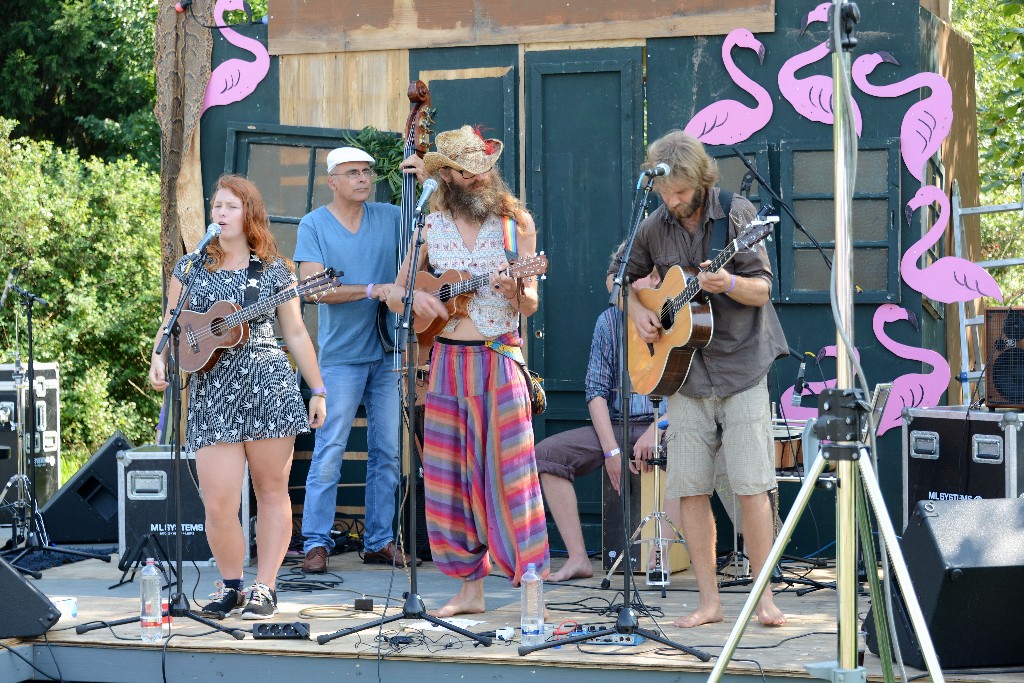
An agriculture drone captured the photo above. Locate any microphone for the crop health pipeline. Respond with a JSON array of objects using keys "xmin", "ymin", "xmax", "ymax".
[
  {"xmin": 635, "ymin": 163, "xmax": 671, "ymax": 189},
  {"xmin": 174, "ymin": 0, "xmax": 192, "ymax": 12},
  {"xmin": 790, "ymin": 347, "xmax": 807, "ymax": 407},
  {"xmin": 0, "ymin": 267, "xmax": 17, "ymax": 309},
  {"xmin": 415, "ymin": 179, "xmax": 438, "ymax": 214},
  {"xmin": 191, "ymin": 224, "xmax": 221, "ymax": 256}
]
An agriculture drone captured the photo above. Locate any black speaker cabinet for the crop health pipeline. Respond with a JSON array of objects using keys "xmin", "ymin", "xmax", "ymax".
[
  {"xmin": 865, "ymin": 498, "xmax": 1024, "ymax": 669},
  {"xmin": 0, "ymin": 556, "xmax": 60, "ymax": 639},
  {"xmin": 902, "ymin": 406, "xmax": 1022, "ymax": 531},
  {"xmin": 986, "ymin": 307, "xmax": 1024, "ymax": 408},
  {"xmin": 40, "ymin": 431, "xmax": 133, "ymax": 543}
]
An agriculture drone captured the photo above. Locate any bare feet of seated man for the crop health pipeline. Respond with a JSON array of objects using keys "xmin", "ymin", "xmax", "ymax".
[{"xmin": 548, "ymin": 558, "xmax": 593, "ymax": 583}]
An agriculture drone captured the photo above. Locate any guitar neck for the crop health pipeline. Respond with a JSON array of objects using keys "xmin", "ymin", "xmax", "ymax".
[
  {"xmin": 434, "ymin": 272, "xmax": 492, "ymax": 300},
  {"xmin": 671, "ymin": 241, "xmax": 741, "ymax": 313},
  {"xmin": 223, "ymin": 286, "xmax": 299, "ymax": 329}
]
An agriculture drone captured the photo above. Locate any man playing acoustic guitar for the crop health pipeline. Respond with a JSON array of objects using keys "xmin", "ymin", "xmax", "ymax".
[{"xmin": 612, "ymin": 131, "xmax": 789, "ymax": 628}]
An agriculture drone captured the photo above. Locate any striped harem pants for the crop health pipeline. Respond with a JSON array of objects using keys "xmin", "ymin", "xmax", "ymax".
[{"xmin": 422, "ymin": 335, "xmax": 550, "ymax": 584}]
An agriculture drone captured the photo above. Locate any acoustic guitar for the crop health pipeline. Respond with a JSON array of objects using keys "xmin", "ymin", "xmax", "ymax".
[
  {"xmin": 627, "ymin": 218, "xmax": 775, "ymax": 396},
  {"xmin": 177, "ymin": 269, "xmax": 341, "ymax": 373},
  {"xmin": 377, "ymin": 80, "xmax": 435, "ymax": 353},
  {"xmin": 413, "ymin": 253, "xmax": 549, "ymax": 354}
]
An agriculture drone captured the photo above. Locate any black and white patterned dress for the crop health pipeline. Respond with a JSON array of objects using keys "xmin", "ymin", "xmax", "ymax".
[{"xmin": 172, "ymin": 255, "xmax": 309, "ymax": 456}]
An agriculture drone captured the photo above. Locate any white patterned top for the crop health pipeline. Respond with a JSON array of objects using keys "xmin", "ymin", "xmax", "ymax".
[{"xmin": 425, "ymin": 212, "xmax": 519, "ymax": 338}]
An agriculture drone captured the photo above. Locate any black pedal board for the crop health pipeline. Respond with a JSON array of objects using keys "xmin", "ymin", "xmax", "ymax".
[{"xmin": 252, "ymin": 622, "xmax": 310, "ymax": 639}]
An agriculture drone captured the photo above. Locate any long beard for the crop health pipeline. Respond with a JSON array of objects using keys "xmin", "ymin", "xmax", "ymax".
[
  {"xmin": 445, "ymin": 176, "xmax": 505, "ymax": 223},
  {"xmin": 669, "ymin": 187, "xmax": 704, "ymax": 223}
]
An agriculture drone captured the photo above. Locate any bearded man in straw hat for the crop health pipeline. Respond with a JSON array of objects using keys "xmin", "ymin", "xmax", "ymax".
[{"xmin": 390, "ymin": 125, "xmax": 549, "ymax": 617}]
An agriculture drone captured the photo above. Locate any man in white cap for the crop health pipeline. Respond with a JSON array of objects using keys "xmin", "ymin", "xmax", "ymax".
[{"xmin": 295, "ymin": 146, "xmax": 413, "ymax": 572}]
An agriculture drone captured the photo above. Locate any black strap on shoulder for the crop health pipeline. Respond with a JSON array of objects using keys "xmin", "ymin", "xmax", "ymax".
[
  {"xmin": 243, "ymin": 254, "xmax": 263, "ymax": 306},
  {"xmin": 708, "ymin": 190, "xmax": 734, "ymax": 261}
]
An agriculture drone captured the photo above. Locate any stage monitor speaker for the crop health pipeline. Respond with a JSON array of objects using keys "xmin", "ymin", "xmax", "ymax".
[
  {"xmin": 0, "ymin": 556, "xmax": 60, "ymax": 638},
  {"xmin": 985, "ymin": 306, "xmax": 1024, "ymax": 408},
  {"xmin": 865, "ymin": 498, "xmax": 1024, "ymax": 669},
  {"xmin": 40, "ymin": 431, "xmax": 133, "ymax": 544}
]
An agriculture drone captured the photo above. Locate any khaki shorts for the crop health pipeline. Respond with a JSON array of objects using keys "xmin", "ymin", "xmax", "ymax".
[{"xmin": 665, "ymin": 376, "xmax": 776, "ymax": 498}]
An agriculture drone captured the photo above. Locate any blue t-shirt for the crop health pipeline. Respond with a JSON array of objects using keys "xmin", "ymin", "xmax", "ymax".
[{"xmin": 294, "ymin": 202, "xmax": 401, "ymax": 365}]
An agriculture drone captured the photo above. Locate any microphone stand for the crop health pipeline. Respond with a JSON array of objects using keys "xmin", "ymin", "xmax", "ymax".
[
  {"xmin": 520, "ymin": 175, "xmax": 707, "ymax": 660},
  {"xmin": 317, "ymin": 208, "xmax": 491, "ymax": 647},
  {"xmin": 730, "ymin": 146, "xmax": 833, "ymax": 271},
  {"xmin": 151, "ymin": 253, "xmax": 245, "ymax": 640},
  {"xmin": 4, "ymin": 284, "xmax": 112, "ymax": 571}
]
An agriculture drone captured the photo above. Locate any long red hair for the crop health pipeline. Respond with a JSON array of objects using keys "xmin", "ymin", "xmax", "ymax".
[{"xmin": 204, "ymin": 174, "xmax": 291, "ymax": 271}]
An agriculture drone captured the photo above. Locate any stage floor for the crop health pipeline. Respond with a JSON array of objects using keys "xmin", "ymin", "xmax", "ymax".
[{"xmin": 1, "ymin": 549, "xmax": 1016, "ymax": 682}]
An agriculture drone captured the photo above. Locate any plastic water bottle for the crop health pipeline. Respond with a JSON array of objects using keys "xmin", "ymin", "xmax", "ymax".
[
  {"xmin": 520, "ymin": 563, "xmax": 544, "ymax": 646},
  {"xmin": 140, "ymin": 558, "xmax": 163, "ymax": 643}
]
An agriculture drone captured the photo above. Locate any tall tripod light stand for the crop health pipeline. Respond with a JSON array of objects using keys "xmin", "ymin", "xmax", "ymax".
[
  {"xmin": 708, "ymin": 3, "xmax": 943, "ymax": 681},
  {"xmin": 317, "ymin": 185, "xmax": 491, "ymax": 648},
  {"xmin": 3, "ymin": 277, "xmax": 111, "ymax": 572}
]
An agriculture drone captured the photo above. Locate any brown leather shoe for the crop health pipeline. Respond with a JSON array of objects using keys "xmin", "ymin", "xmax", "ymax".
[
  {"xmin": 363, "ymin": 541, "xmax": 420, "ymax": 567},
  {"xmin": 302, "ymin": 546, "xmax": 328, "ymax": 573}
]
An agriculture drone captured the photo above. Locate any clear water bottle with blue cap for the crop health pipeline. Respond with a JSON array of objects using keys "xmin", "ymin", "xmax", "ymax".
[{"xmin": 520, "ymin": 563, "xmax": 544, "ymax": 646}]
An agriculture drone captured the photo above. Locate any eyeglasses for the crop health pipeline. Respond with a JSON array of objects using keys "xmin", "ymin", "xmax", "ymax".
[
  {"xmin": 458, "ymin": 169, "xmax": 483, "ymax": 179},
  {"xmin": 331, "ymin": 168, "xmax": 377, "ymax": 180}
]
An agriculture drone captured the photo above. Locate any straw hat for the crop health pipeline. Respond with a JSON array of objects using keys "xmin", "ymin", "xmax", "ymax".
[{"xmin": 423, "ymin": 125, "xmax": 503, "ymax": 176}]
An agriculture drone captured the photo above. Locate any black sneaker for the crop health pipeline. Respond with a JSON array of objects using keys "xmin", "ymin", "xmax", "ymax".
[
  {"xmin": 241, "ymin": 582, "xmax": 277, "ymax": 620},
  {"xmin": 200, "ymin": 581, "xmax": 247, "ymax": 619}
]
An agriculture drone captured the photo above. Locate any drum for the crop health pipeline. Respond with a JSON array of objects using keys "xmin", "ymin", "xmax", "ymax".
[{"xmin": 772, "ymin": 419, "xmax": 805, "ymax": 470}]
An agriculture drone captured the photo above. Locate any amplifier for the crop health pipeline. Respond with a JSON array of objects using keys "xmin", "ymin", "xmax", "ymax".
[
  {"xmin": 117, "ymin": 445, "xmax": 254, "ymax": 566},
  {"xmin": 902, "ymin": 406, "xmax": 1023, "ymax": 531}
]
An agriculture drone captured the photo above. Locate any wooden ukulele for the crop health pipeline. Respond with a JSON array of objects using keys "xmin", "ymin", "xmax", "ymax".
[
  {"xmin": 377, "ymin": 80, "xmax": 435, "ymax": 353},
  {"xmin": 414, "ymin": 253, "xmax": 549, "ymax": 354},
  {"xmin": 177, "ymin": 269, "xmax": 341, "ymax": 373},
  {"xmin": 627, "ymin": 218, "xmax": 775, "ymax": 395}
]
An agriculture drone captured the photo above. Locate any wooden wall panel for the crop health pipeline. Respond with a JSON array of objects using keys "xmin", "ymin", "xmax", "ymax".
[
  {"xmin": 269, "ymin": 0, "xmax": 773, "ymax": 55},
  {"xmin": 278, "ymin": 50, "xmax": 409, "ymax": 132}
]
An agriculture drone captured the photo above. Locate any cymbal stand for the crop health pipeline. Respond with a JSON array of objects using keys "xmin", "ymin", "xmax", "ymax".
[{"xmin": 599, "ymin": 398, "xmax": 685, "ymax": 599}]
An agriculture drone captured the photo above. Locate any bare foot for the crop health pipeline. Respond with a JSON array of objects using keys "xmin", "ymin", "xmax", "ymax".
[
  {"xmin": 672, "ymin": 604, "xmax": 724, "ymax": 628},
  {"xmin": 755, "ymin": 597, "xmax": 786, "ymax": 626},
  {"xmin": 429, "ymin": 579, "xmax": 486, "ymax": 618},
  {"xmin": 548, "ymin": 558, "xmax": 594, "ymax": 582}
]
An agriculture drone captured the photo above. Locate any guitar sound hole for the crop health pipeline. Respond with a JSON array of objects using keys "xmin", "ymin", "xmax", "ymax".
[
  {"xmin": 210, "ymin": 318, "xmax": 227, "ymax": 336},
  {"xmin": 660, "ymin": 306, "xmax": 674, "ymax": 331}
]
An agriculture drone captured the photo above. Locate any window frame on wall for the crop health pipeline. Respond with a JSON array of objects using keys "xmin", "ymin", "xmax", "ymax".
[{"xmin": 777, "ymin": 138, "xmax": 902, "ymax": 304}]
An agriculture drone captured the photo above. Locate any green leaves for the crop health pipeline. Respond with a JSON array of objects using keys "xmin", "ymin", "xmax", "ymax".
[{"xmin": 0, "ymin": 118, "xmax": 161, "ymax": 477}]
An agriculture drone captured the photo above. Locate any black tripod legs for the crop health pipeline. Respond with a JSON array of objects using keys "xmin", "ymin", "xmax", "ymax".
[{"xmin": 316, "ymin": 591, "xmax": 493, "ymax": 646}]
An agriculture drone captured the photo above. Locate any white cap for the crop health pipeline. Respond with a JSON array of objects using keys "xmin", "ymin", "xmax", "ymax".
[{"xmin": 326, "ymin": 147, "xmax": 375, "ymax": 173}]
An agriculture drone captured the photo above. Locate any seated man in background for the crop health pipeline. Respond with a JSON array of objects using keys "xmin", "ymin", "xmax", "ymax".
[{"xmin": 536, "ymin": 266, "xmax": 674, "ymax": 582}]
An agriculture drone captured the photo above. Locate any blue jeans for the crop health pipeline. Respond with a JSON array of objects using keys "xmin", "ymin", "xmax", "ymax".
[{"xmin": 301, "ymin": 360, "xmax": 401, "ymax": 554}]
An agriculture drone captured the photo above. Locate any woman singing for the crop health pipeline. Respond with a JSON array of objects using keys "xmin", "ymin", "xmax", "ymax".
[{"xmin": 148, "ymin": 175, "xmax": 326, "ymax": 620}]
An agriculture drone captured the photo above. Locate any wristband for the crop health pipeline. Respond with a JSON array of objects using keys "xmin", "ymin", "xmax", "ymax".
[
  {"xmin": 604, "ymin": 448, "xmax": 621, "ymax": 459},
  {"xmin": 310, "ymin": 386, "xmax": 327, "ymax": 398},
  {"xmin": 366, "ymin": 283, "xmax": 375, "ymax": 299},
  {"xmin": 726, "ymin": 274, "xmax": 736, "ymax": 293}
]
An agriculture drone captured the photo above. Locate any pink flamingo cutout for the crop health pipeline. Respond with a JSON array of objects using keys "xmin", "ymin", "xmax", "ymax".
[
  {"xmin": 779, "ymin": 345, "xmax": 861, "ymax": 420},
  {"xmin": 682, "ymin": 28, "xmax": 773, "ymax": 145},
  {"xmin": 902, "ymin": 185, "xmax": 1003, "ymax": 303},
  {"xmin": 852, "ymin": 52, "xmax": 952, "ymax": 182},
  {"xmin": 201, "ymin": 0, "xmax": 270, "ymax": 116},
  {"xmin": 872, "ymin": 304, "xmax": 951, "ymax": 436},
  {"xmin": 777, "ymin": 3, "xmax": 863, "ymax": 137}
]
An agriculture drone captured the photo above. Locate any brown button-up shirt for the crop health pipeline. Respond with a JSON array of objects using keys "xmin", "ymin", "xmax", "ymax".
[{"xmin": 610, "ymin": 187, "xmax": 789, "ymax": 398}]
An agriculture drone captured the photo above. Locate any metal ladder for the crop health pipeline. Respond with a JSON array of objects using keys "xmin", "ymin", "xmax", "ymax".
[{"xmin": 950, "ymin": 175, "xmax": 1024, "ymax": 404}]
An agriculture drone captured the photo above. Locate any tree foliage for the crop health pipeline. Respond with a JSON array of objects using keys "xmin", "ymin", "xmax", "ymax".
[
  {"xmin": 0, "ymin": 0, "xmax": 160, "ymax": 169},
  {"xmin": 0, "ymin": 118, "xmax": 162, "ymax": 476},
  {"xmin": 953, "ymin": 0, "xmax": 1024, "ymax": 302}
]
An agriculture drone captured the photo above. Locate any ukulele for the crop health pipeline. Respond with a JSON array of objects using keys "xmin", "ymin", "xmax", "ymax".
[
  {"xmin": 177, "ymin": 269, "xmax": 341, "ymax": 373},
  {"xmin": 627, "ymin": 218, "xmax": 775, "ymax": 395},
  {"xmin": 413, "ymin": 253, "xmax": 549, "ymax": 355},
  {"xmin": 377, "ymin": 80, "xmax": 435, "ymax": 353}
]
